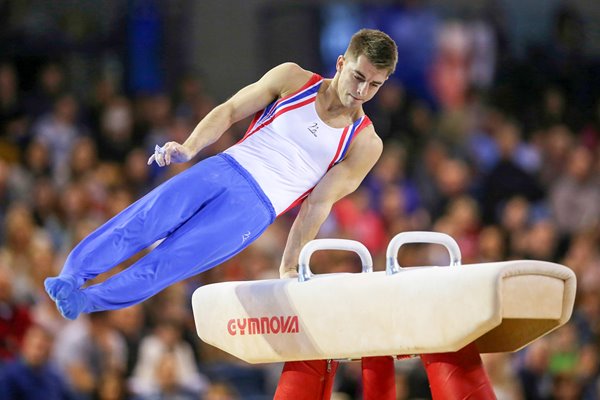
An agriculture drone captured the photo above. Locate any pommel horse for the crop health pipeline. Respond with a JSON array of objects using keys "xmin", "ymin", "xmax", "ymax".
[{"xmin": 192, "ymin": 231, "xmax": 577, "ymax": 399}]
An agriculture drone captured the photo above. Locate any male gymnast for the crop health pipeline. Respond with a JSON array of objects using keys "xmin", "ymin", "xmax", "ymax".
[{"xmin": 45, "ymin": 29, "xmax": 398, "ymax": 320}]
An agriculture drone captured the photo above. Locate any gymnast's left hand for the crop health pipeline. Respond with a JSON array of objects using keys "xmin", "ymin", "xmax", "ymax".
[{"xmin": 147, "ymin": 142, "xmax": 193, "ymax": 167}]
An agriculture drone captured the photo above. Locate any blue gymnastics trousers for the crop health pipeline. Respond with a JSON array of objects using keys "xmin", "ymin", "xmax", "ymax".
[{"xmin": 61, "ymin": 153, "xmax": 276, "ymax": 312}]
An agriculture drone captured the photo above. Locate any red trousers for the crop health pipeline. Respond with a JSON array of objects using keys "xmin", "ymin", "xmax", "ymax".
[
  {"xmin": 274, "ymin": 357, "xmax": 396, "ymax": 400},
  {"xmin": 274, "ymin": 344, "xmax": 496, "ymax": 399}
]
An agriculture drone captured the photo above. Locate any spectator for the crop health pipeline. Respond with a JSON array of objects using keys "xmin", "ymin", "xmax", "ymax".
[
  {"xmin": 124, "ymin": 148, "xmax": 154, "ymax": 197},
  {"xmin": 431, "ymin": 157, "xmax": 473, "ymax": 220},
  {"xmin": 0, "ymin": 204, "xmax": 40, "ymax": 302},
  {"xmin": 109, "ymin": 305, "xmax": 147, "ymax": 377},
  {"xmin": 20, "ymin": 139, "xmax": 53, "ymax": 182},
  {"xmin": 32, "ymin": 93, "xmax": 86, "ymax": 186},
  {"xmin": 477, "ymin": 225, "xmax": 507, "ymax": 262},
  {"xmin": 537, "ymin": 124, "xmax": 574, "ymax": 189},
  {"xmin": 0, "ymin": 324, "xmax": 74, "ymax": 400},
  {"xmin": 549, "ymin": 145, "xmax": 600, "ymax": 236},
  {"xmin": 443, "ymin": 195, "xmax": 482, "ymax": 263},
  {"xmin": 481, "ymin": 121, "xmax": 544, "ymax": 223},
  {"xmin": 134, "ymin": 351, "xmax": 198, "ymax": 400},
  {"xmin": 96, "ymin": 370, "xmax": 128, "ymax": 400},
  {"xmin": 68, "ymin": 136, "xmax": 98, "ymax": 182},
  {"xmin": 96, "ymin": 97, "xmax": 136, "ymax": 162},
  {"xmin": 550, "ymin": 373, "xmax": 582, "ymax": 400},
  {"xmin": 0, "ymin": 62, "xmax": 21, "ymax": 128},
  {"xmin": 129, "ymin": 318, "xmax": 208, "ymax": 398},
  {"xmin": 523, "ymin": 219, "xmax": 560, "ymax": 262},
  {"xmin": 0, "ymin": 62, "xmax": 28, "ymax": 157},
  {"xmin": 517, "ymin": 338, "xmax": 553, "ymax": 400},
  {"xmin": 204, "ymin": 381, "xmax": 240, "ymax": 400},
  {"xmin": 499, "ymin": 196, "xmax": 531, "ymax": 259},
  {"xmin": 548, "ymin": 323, "xmax": 580, "ymax": 376},
  {"xmin": 0, "ymin": 264, "xmax": 32, "ymax": 363},
  {"xmin": 24, "ymin": 62, "xmax": 67, "ymax": 120},
  {"xmin": 173, "ymin": 73, "xmax": 216, "ymax": 123},
  {"xmin": 53, "ymin": 312, "xmax": 127, "ymax": 399}
]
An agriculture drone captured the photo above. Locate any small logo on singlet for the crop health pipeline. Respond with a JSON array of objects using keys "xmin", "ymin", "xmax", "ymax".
[
  {"xmin": 307, "ymin": 122, "xmax": 319, "ymax": 137},
  {"xmin": 242, "ymin": 231, "xmax": 251, "ymax": 244}
]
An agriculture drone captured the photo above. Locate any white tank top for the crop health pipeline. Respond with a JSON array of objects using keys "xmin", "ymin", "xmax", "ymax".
[{"xmin": 224, "ymin": 74, "xmax": 372, "ymax": 216}]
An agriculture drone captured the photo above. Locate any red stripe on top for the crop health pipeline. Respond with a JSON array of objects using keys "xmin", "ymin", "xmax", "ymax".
[
  {"xmin": 238, "ymin": 96, "xmax": 316, "ymax": 143},
  {"xmin": 243, "ymin": 111, "xmax": 262, "ymax": 137},
  {"xmin": 328, "ymin": 115, "xmax": 374, "ymax": 167},
  {"xmin": 327, "ymin": 126, "xmax": 350, "ymax": 169},
  {"xmin": 256, "ymin": 73, "xmax": 322, "ymax": 127},
  {"xmin": 237, "ymin": 73, "xmax": 322, "ymax": 144},
  {"xmin": 354, "ymin": 115, "xmax": 372, "ymax": 138}
]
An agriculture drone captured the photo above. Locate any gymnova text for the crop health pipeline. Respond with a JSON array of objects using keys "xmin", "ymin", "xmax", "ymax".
[{"xmin": 227, "ymin": 316, "xmax": 300, "ymax": 335}]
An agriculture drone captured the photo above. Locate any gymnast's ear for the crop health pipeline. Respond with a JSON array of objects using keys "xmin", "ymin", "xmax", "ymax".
[{"xmin": 336, "ymin": 55, "xmax": 345, "ymax": 72}]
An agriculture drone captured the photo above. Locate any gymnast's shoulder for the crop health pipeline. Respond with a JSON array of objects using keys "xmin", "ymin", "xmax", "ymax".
[{"xmin": 260, "ymin": 62, "xmax": 315, "ymax": 98}]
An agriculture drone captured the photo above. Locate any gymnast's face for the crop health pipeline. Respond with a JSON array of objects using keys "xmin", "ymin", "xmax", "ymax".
[{"xmin": 336, "ymin": 54, "xmax": 388, "ymax": 108}]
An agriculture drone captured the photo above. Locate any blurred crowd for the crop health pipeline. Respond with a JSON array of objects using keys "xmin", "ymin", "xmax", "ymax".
[{"xmin": 1, "ymin": 10, "xmax": 600, "ymax": 400}]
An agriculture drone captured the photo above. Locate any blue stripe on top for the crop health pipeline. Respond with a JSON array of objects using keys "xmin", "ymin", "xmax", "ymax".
[
  {"xmin": 257, "ymin": 100, "xmax": 277, "ymax": 124},
  {"xmin": 335, "ymin": 116, "xmax": 365, "ymax": 164},
  {"xmin": 258, "ymin": 80, "xmax": 322, "ymax": 125}
]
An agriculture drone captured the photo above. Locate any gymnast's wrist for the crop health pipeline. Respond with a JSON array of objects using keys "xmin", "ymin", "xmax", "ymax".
[{"xmin": 279, "ymin": 265, "xmax": 298, "ymax": 279}]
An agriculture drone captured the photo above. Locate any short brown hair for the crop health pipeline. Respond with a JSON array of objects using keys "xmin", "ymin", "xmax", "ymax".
[{"xmin": 345, "ymin": 29, "xmax": 398, "ymax": 75}]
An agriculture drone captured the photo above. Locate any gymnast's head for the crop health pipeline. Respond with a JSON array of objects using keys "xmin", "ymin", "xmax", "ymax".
[
  {"xmin": 344, "ymin": 29, "xmax": 398, "ymax": 77},
  {"xmin": 334, "ymin": 29, "xmax": 398, "ymax": 107}
]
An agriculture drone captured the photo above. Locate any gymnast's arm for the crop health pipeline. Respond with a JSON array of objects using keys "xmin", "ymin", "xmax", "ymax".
[
  {"xmin": 148, "ymin": 62, "xmax": 312, "ymax": 166},
  {"xmin": 279, "ymin": 126, "xmax": 383, "ymax": 278}
]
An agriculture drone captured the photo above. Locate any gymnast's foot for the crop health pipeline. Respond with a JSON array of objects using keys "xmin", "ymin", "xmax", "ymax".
[
  {"xmin": 56, "ymin": 289, "xmax": 88, "ymax": 320},
  {"xmin": 44, "ymin": 275, "xmax": 78, "ymax": 301}
]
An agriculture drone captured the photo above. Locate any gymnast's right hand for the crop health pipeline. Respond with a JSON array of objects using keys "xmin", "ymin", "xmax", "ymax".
[{"xmin": 147, "ymin": 142, "xmax": 193, "ymax": 167}]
